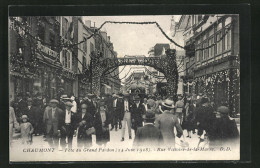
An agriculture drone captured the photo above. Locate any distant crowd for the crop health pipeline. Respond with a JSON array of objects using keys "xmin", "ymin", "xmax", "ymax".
[{"xmin": 9, "ymin": 92, "xmax": 239, "ymax": 149}]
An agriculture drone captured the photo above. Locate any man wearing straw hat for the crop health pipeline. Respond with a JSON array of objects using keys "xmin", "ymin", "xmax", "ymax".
[
  {"xmin": 59, "ymin": 101, "xmax": 78, "ymax": 149},
  {"xmin": 155, "ymin": 99, "xmax": 183, "ymax": 147}
]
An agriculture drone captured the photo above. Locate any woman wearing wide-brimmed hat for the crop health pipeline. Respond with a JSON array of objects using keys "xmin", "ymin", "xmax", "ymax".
[{"xmin": 155, "ymin": 99, "xmax": 183, "ymax": 147}]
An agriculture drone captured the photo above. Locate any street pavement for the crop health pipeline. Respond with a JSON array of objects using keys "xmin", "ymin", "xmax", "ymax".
[{"xmin": 11, "ymin": 124, "xmax": 209, "ymax": 149}]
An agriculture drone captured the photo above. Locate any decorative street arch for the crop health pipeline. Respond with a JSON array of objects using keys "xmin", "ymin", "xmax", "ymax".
[{"xmin": 90, "ymin": 49, "xmax": 179, "ymax": 99}]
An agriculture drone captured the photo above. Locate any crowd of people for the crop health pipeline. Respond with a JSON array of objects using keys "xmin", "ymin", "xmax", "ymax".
[{"xmin": 9, "ymin": 91, "xmax": 239, "ymax": 149}]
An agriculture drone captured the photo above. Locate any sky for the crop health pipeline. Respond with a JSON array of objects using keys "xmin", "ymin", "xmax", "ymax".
[{"xmin": 83, "ymin": 15, "xmax": 182, "ymax": 81}]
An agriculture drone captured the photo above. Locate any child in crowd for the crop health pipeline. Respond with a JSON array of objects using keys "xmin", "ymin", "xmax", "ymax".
[{"xmin": 19, "ymin": 115, "xmax": 34, "ymax": 145}]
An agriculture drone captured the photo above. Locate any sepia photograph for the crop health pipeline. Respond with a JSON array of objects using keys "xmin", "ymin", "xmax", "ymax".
[{"xmin": 8, "ymin": 13, "xmax": 241, "ymax": 161}]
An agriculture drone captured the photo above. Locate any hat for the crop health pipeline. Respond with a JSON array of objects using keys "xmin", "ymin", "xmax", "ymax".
[
  {"xmin": 65, "ymin": 102, "xmax": 73, "ymax": 107},
  {"xmin": 217, "ymin": 106, "xmax": 229, "ymax": 114},
  {"xmin": 178, "ymin": 94, "xmax": 183, "ymax": 98},
  {"xmin": 143, "ymin": 111, "xmax": 155, "ymax": 120},
  {"xmin": 21, "ymin": 115, "xmax": 28, "ymax": 120},
  {"xmin": 87, "ymin": 94, "xmax": 95, "ymax": 98},
  {"xmin": 27, "ymin": 98, "xmax": 33, "ymax": 102},
  {"xmin": 123, "ymin": 93, "xmax": 130, "ymax": 98},
  {"xmin": 147, "ymin": 99, "xmax": 155, "ymax": 107},
  {"xmin": 161, "ymin": 99, "xmax": 175, "ymax": 109},
  {"xmin": 50, "ymin": 99, "xmax": 59, "ymax": 104},
  {"xmin": 81, "ymin": 103, "xmax": 87, "ymax": 109},
  {"xmin": 117, "ymin": 93, "xmax": 123, "ymax": 98},
  {"xmin": 60, "ymin": 95, "xmax": 68, "ymax": 99},
  {"xmin": 112, "ymin": 94, "xmax": 118, "ymax": 98},
  {"xmin": 71, "ymin": 96, "xmax": 75, "ymax": 101},
  {"xmin": 201, "ymin": 97, "xmax": 209, "ymax": 104},
  {"xmin": 134, "ymin": 96, "xmax": 140, "ymax": 101}
]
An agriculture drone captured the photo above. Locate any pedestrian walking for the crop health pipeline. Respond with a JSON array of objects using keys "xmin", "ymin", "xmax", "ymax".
[
  {"xmin": 182, "ymin": 98, "xmax": 196, "ymax": 138},
  {"xmin": 194, "ymin": 97, "xmax": 215, "ymax": 137},
  {"xmin": 131, "ymin": 96, "xmax": 145, "ymax": 134},
  {"xmin": 76, "ymin": 103, "xmax": 95, "ymax": 148},
  {"xmin": 71, "ymin": 95, "xmax": 77, "ymax": 114},
  {"xmin": 175, "ymin": 95, "xmax": 184, "ymax": 125},
  {"xmin": 14, "ymin": 93, "xmax": 27, "ymax": 122},
  {"xmin": 133, "ymin": 111, "xmax": 163, "ymax": 148},
  {"xmin": 94, "ymin": 100, "xmax": 110, "ymax": 147},
  {"xmin": 208, "ymin": 106, "xmax": 239, "ymax": 148},
  {"xmin": 18, "ymin": 115, "xmax": 34, "ymax": 145},
  {"xmin": 43, "ymin": 99, "xmax": 62, "ymax": 148},
  {"xmin": 155, "ymin": 99, "xmax": 183, "ymax": 147},
  {"xmin": 120, "ymin": 93, "xmax": 132, "ymax": 141},
  {"xmin": 111, "ymin": 94, "xmax": 118, "ymax": 131},
  {"xmin": 59, "ymin": 102, "xmax": 78, "ymax": 149}
]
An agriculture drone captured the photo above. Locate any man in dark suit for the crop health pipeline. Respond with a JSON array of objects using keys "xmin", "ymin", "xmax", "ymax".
[
  {"xmin": 131, "ymin": 96, "xmax": 145, "ymax": 135},
  {"xmin": 133, "ymin": 111, "xmax": 163, "ymax": 147},
  {"xmin": 58, "ymin": 101, "xmax": 78, "ymax": 149},
  {"xmin": 110, "ymin": 94, "xmax": 118, "ymax": 131},
  {"xmin": 76, "ymin": 103, "xmax": 94, "ymax": 148},
  {"xmin": 43, "ymin": 99, "xmax": 63, "ymax": 148},
  {"xmin": 14, "ymin": 93, "xmax": 27, "ymax": 122},
  {"xmin": 208, "ymin": 106, "xmax": 239, "ymax": 148}
]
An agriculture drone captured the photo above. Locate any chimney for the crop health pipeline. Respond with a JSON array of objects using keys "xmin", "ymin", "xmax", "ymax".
[{"xmin": 85, "ymin": 20, "xmax": 91, "ymax": 28}]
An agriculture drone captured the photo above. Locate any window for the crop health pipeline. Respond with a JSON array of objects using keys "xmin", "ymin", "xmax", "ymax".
[
  {"xmin": 49, "ymin": 32, "xmax": 55, "ymax": 50},
  {"xmin": 62, "ymin": 49, "xmax": 71, "ymax": 69},
  {"xmin": 64, "ymin": 50, "xmax": 67, "ymax": 67},
  {"xmin": 196, "ymin": 44, "xmax": 202, "ymax": 62},
  {"xmin": 83, "ymin": 56, "xmax": 86, "ymax": 70},
  {"xmin": 62, "ymin": 50, "xmax": 65, "ymax": 66},
  {"xmin": 216, "ymin": 31, "xmax": 223, "ymax": 55},
  {"xmin": 90, "ymin": 42, "xmax": 94, "ymax": 53},
  {"xmin": 198, "ymin": 15, "xmax": 203, "ymax": 22},
  {"xmin": 224, "ymin": 17, "xmax": 232, "ymax": 51},
  {"xmin": 224, "ymin": 28, "xmax": 231, "ymax": 51},
  {"xmin": 62, "ymin": 18, "xmax": 68, "ymax": 38},
  {"xmin": 38, "ymin": 24, "xmax": 45, "ymax": 42},
  {"xmin": 208, "ymin": 36, "xmax": 215, "ymax": 58},
  {"xmin": 83, "ymin": 40, "xmax": 87, "ymax": 52},
  {"xmin": 203, "ymin": 42, "xmax": 208, "ymax": 60}
]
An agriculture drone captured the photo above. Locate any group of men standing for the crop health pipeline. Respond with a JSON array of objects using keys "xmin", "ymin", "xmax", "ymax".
[{"xmin": 9, "ymin": 91, "xmax": 239, "ymax": 149}]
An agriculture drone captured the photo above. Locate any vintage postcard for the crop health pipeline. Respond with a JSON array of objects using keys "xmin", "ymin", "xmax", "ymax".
[{"xmin": 9, "ymin": 12, "xmax": 240, "ymax": 161}]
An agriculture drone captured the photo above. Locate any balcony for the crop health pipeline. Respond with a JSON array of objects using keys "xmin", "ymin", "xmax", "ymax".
[{"xmin": 37, "ymin": 41, "xmax": 58, "ymax": 59}]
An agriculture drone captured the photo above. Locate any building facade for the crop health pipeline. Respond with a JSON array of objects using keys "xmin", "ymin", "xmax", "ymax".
[
  {"xmin": 177, "ymin": 15, "xmax": 240, "ymax": 115},
  {"xmin": 9, "ymin": 16, "xmax": 66, "ymax": 101}
]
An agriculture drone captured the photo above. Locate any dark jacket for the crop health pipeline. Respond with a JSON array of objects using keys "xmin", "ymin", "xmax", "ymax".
[
  {"xmin": 208, "ymin": 116, "xmax": 239, "ymax": 147},
  {"xmin": 195, "ymin": 104, "xmax": 215, "ymax": 131},
  {"xmin": 94, "ymin": 106, "xmax": 110, "ymax": 145},
  {"xmin": 58, "ymin": 110, "xmax": 78, "ymax": 134},
  {"xmin": 116, "ymin": 98, "xmax": 125, "ymax": 120},
  {"xmin": 133, "ymin": 124, "xmax": 163, "ymax": 147},
  {"xmin": 76, "ymin": 112, "xmax": 94, "ymax": 139},
  {"xmin": 131, "ymin": 103, "xmax": 145, "ymax": 124},
  {"xmin": 15, "ymin": 99, "xmax": 27, "ymax": 118}
]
